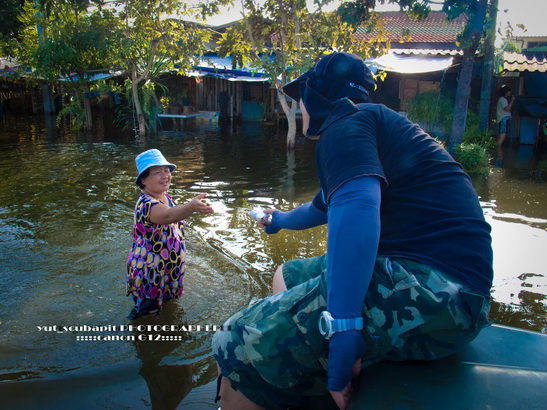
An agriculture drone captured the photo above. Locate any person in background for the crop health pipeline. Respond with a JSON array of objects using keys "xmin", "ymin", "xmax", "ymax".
[
  {"xmin": 496, "ymin": 85, "xmax": 515, "ymax": 147},
  {"xmin": 212, "ymin": 52, "xmax": 493, "ymax": 410},
  {"xmin": 127, "ymin": 149, "xmax": 213, "ymax": 320}
]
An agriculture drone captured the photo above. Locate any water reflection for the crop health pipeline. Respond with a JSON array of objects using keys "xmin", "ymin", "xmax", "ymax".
[
  {"xmin": 131, "ymin": 303, "xmax": 193, "ymax": 409},
  {"xmin": 491, "ymin": 285, "xmax": 547, "ymax": 334},
  {"xmin": 494, "ymin": 142, "xmax": 546, "ymax": 180},
  {"xmin": 0, "ymin": 115, "xmax": 546, "ymax": 409}
]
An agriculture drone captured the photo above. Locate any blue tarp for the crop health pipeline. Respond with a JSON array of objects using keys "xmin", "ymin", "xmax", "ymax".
[
  {"xmin": 59, "ymin": 71, "xmax": 124, "ymax": 82},
  {"xmin": 517, "ymin": 97, "xmax": 547, "ymax": 117},
  {"xmin": 0, "ymin": 66, "xmax": 32, "ymax": 78},
  {"xmin": 523, "ymin": 72, "xmax": 547, "ymax": 96},
  {"xmin": 189, "ymin": 54, "xmax": 269, "ymax": 82}
]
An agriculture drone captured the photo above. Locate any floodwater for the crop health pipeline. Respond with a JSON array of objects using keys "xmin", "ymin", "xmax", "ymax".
[{"xmin": 0, "ymin": 114, "xmax": 546, "ymax": 409}]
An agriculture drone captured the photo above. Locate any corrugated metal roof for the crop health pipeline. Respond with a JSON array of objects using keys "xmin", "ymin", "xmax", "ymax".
[
  {"xmin": 367, "ymin": 52, "xmax": 454, "ymax": 73},
  {"xmin": 503, "ymin": 52, "xmax": 547, "ymax": 73},
  {"xmin": 0, "ymin": 57, "xmax": 19, "ymax": 69},
  {"xmin": 355, "ymin": 11, "xmax": 467, "ymax": 44},
  {"xmin": 391, "ymin": 48, "xmax": 463, "ymax": 56}
]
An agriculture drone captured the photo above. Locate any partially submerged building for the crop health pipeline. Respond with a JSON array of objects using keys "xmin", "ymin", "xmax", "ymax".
[
  {"xmin": 359, "ymin": 11, "xmax": 467, "ymax": 113},
  {"xmin": 497, "ymin": 35, "xmax": 547, "ymax": 145}
]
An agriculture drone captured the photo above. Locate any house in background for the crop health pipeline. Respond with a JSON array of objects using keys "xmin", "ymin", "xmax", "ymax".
[
  {"xmin": 191, "ymin": 11, "xmax": 470, "ymax": 124},
  {"xmin": 357, "ymin": 11, "xmax": 467, "ymax": 113},
  {"xmin": 155, "ymin": 19, "xmax": 270, "ymax": 123},
  {"xmin": 6, "ymin": 11, "xmax": 543, "ymax": 140},
  {"xmin": 188, "ymin": 53, "xmax": 271, "ymax": 122},
  {"xmin": 497, "ymin": 35, "xmax": 547, "ymax": 145}
]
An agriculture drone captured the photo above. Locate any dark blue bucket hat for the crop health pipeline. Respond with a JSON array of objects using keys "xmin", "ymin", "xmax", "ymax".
[{"xmin": 282, "ymin": 52, "xmax": 375, "ymax": 102}]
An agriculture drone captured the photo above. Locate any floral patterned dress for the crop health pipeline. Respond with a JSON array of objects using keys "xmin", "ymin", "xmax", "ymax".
[{"xmin": 126, "ymin": 193, "xmax": 186, "ymax": 314}]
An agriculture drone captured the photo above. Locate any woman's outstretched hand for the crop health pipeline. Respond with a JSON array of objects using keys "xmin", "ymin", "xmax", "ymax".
[{"xmin": 189, "ymin": 193, "xmax": 214, "ymax": 214}]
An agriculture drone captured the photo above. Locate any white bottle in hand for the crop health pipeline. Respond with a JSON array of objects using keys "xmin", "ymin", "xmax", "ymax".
[{"xmin": 248, "ymin": 210, "xmax": 272, "ymax": 226}]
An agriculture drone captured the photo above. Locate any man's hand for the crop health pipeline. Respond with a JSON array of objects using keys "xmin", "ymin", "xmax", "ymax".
[
  {"xmin": 326, "ymin": 330, "xmax": 365, "ymax": 408},
  {"xmin": 260, "ymin": 208, "xmax": 276, "ymax": 231},
  {"xmin": 329, "ymin": 359, "xmax": 362, "ymax": 409}
]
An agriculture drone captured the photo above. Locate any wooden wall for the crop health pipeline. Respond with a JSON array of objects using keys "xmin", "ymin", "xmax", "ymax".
[{"xmin": 194, "ymin": 76, "xmax": 271, "ymax": 119}]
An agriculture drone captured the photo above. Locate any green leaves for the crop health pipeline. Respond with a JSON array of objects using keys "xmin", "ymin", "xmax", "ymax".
[
  {"xmin": 407, "ymin": 90, "xmax": 454, "ymax": 134},
  {"xmin": 453, "ymin": 143, "xmax": 490, "ymax": 175},
  {"xmin": 217, "ymin": 0, "xmax": 397, "ymax": 90},
  {"xmin": 9, "ymin": 0, "xmax": 222, "ymax": 132},
  {"xmin": 16, "ymin": 1, "xmax": 122, "ymax": 81}
]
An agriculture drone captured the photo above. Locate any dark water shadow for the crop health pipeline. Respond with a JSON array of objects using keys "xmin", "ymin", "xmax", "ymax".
[{"xmin": 129, "ymin": 300, "xmax": 195, "ymax": 409}]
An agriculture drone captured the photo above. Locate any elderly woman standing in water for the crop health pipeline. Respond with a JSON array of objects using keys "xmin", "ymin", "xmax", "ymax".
[{"xmin": 127, "ymin": 149, "xmax": 214, "ymax": 319}]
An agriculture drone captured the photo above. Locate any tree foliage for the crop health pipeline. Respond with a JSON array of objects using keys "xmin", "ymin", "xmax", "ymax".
[
  {"xmin": 17, "ymin": 0, "xmax": 119, "ymax": 82},
  {"xmin": 114, "ymin": 0, "xmax": 210, "ymax": 134},
  {"xmin": 13, "ymin": 1, "xmax": 123, "ymax": 128},
  {"xmin": 217, "ymin": 0, "xmax": 398, "ymax": 148},
  {"xmin": 11, "ymin": 0, "xmax": 231, "ymax": 133},
  {"xmin": 0, "ymin": 0, "xmax": 26, "ymax": 54},
  {"xmin": 3, "ymin": 0, "xmax": 498, "ymax": 146},
  {"xmin": 216, "ymin": 0, "xmax": 445, "ymax": 148},
  {"xmin": 441, "ymin": 0, "xmax": 493, "ymax": 150}
]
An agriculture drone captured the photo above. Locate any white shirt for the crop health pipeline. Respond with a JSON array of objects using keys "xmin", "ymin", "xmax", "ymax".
[{"xmin": 496, "ymin": 96, "xmax": 511, "ymax": 123}]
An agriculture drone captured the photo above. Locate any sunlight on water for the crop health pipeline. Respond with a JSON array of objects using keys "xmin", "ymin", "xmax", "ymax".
[{"xmin": 0, "ymin": 116, "xmax": 546, "ymax": 408}]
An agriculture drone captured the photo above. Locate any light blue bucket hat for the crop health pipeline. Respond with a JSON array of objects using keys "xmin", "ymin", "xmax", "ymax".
[{"xmin": 135, "ymin": 149, "xmax": 176, "ymax": 185}]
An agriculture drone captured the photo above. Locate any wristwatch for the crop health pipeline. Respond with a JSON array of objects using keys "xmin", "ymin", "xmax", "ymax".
[{"xmin": 318, "ymin": 311, "xmax": 363, "ymax": 340}]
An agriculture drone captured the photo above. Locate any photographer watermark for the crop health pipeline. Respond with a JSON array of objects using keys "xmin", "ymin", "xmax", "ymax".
[{"xmin": 36, "ymin": 324, "xmax": 231, "ymax": 342}]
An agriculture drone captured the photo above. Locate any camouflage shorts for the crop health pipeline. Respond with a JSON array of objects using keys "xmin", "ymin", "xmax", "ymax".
[{"xmin": 212, "ymin": 255, "xmax": 490, "ymax": 409}]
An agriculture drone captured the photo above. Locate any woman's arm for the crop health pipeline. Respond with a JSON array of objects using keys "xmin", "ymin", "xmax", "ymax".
[{"xmin": 149, "ymin": 193, "xmax": 213, "ymax": 224}]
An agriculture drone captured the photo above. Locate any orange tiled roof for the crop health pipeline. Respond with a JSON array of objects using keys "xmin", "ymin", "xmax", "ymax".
[{"xmin": 355, "ymin": 11, "xmax": 467, "ymax": 44}]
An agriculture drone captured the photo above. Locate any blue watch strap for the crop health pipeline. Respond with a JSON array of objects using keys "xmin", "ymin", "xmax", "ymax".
[
  {"xmin": 332, "ymin": 316, "xmax": 363, "ymax": 333},
  {"xmin": 319, "ymin": 311, "xmax": 363, "ymax": 339}
]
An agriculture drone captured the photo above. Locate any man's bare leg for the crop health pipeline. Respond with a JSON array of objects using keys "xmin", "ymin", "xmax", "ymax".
[
  {"xmin": 216, "ymin": 265, "xmax": 287, "ymax": 409},
  {"xmin": 272, "ymin": 264, "xmax": 287, "ymax": 294},
  {"xmin": 497, "ymin": 132, "xmax": 506, "ymax": 147},
  {"xmin": 216, "ymin": 366, "xmax": 265, "ymax": 409}
]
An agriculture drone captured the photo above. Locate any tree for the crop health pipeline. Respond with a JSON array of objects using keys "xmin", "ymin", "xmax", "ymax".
[
  {"xmin": 371, "ymin": 1, "xmax": 496, "ymax": 152},
  {"xmin": 17, "ymin": 0, "xmax": 116, "ymax": 77},
  {"xmin": 478, "ymin": 0, "xmax": 497, "ymax": 133},
  {"xmin": 15, "ymin": 0, "xmax": 121, "ymax": 126},
  {"xmin": 328, "ymin": 1, "xmax": 496, "ymax": 153},
  {"xmin": 443, "ymin": 0, "xmax": 490, "ymax": 151},
  {"xmin": 216, "ymin": 0, "xmax": 444, "ymax": 148},
  {"xmin": 114, "ymin": 0, "xmax": 222, "ymax": 135},
  {"xmin": 0, "ymin": 0, "xmax": 25, "ymax": 55},
  {"xmin": 217, "ymin": 0, "xmax": 394, "ymax": 148},
  {"xmin": 13, "ymin": 0, "xmax": 231, "ymax": 133}
]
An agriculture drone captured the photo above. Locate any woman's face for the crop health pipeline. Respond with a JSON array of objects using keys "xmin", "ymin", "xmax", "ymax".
[{"xmin": 141, "ymin": 166, "xmax": 171, "ymax": 193}]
